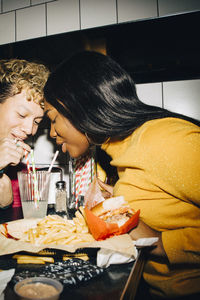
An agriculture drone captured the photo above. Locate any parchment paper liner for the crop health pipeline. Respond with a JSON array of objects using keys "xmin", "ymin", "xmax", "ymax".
[{"xmin": 0, "ymin": 219, "xmax": 137, "ymax": 258}]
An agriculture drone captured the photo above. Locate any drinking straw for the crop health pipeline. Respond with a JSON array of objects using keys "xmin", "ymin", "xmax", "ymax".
[
  {"xmin": 30, "ymin": 149, "xmax": 39, "ymax": 207},
  {"xmin": 37, "ymin": 151, "xmax": 59, "ymax": 204},
  {"xmin": 48, "ymin": 150, "xmax": 59, "ymax": 173},
  {"xmin": 74, "ymin": 156, "xmax": 85, "ymax": 207},
  {"xmin": 75, "ymin": 155, "xmax": 94, "ymax": 209},
  {"xmin": 24, "ymin": 150, "xmax": 31, "ymax": 174},
  {"xmin": 75, "ymin": 164, "xmax": 83, "ymax": 209},
  {"xmin": 24, "ymin": 150, "xmax": 32, "ymax": 201},
  {"xmin": 69, "ymin": 158, "xmax": 75, "ymax": 201}
]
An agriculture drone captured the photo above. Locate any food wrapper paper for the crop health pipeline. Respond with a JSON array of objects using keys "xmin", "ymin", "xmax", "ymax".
[
  {"xmin": 0, "ymin": 219, "xmax": 137, "ymax": 257},
  {"xmin": 84, "ymin": 177, "xmax": 140, "ymax": 240},
  {"xmin": 85, "ymin": 207, "xmax": 140, "ymax": 241},
  {"xmin": 84, "ymin": 176, "xmax": 105, "ymax": 210},
  {"xmin": 0, "ymin": 178, "xmax": 140, "ymax": 259}
]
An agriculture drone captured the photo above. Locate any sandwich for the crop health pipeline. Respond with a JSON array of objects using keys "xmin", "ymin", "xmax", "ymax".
[
  {"xmin": 91, "ymin": 196, "xmax": 136, "ymax": 227},
  {"xmin": 85, "ymin": 196, "xmax": 140, "ymax": 240}
]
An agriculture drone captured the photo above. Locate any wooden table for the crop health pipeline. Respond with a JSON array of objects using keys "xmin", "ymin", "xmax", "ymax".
[{"xmin": 0, "ymin": 206, "xmax": 146, "ymax": 300}]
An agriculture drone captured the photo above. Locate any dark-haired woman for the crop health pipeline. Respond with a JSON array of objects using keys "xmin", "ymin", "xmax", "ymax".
[{"xmin": 44, "ymin": 51, "xmax": 200, "ymax": 299}]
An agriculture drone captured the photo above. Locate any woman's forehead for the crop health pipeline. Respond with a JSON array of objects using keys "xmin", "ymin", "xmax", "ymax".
[
  {"xmin": 44, "ymin": 102, "xmax": 58, "ymax": 116},
  {"xmin": 44, "ymin": 101, "xmax": 53, "ymax": 111}
]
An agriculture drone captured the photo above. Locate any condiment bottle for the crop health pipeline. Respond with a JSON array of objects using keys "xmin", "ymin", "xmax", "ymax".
[{"xmin": 55, "ymin": 181, "xmax": 67, "ymax": 213}]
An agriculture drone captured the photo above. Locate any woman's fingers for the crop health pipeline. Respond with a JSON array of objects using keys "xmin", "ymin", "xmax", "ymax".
[
  {"xmin": 97, "ymin": 178, "xmax": 114, "ymax": 197},
  {"xmin": 101, "ymin": 190, "xmax": 112, "ymax": 199}
]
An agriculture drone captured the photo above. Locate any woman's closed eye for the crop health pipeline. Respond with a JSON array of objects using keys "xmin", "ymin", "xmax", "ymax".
[
  {"xmin": 18, "ymin": 113, "xmax": 26, "ymax": 118},
  {"xmin": 51, "ymin": 117, "xmax": 57, "ymax": 124},
  {"xmin": 34, "ymin": 119, "xmax": 41, "ymax": 125}
]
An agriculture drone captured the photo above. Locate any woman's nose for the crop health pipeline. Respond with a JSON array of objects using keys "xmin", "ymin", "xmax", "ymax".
[{"xmin": 50, "ymin": 124, "xmax": 57, "ymax": 139}]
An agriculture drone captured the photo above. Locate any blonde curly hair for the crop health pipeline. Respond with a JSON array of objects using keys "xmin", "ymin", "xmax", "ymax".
[{"xmin": 0, "ymin": 59, "xmax": 50, "ymax": 108}]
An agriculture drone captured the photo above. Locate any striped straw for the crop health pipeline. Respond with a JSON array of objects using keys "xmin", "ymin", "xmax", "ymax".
[
  {"xmin": 30, "ymin": 149, "xmax": 39, "ymax": 207},
  {"xmin": 74, "ymin": 155, "xmax": 95, "ymax": 209},
  {"xmin": 24, "ymin": 150, "xmax": 31, "ymax": 173},
  {"xmin": 24, "ymin": 150, "xmax": 32, "ymax": 201}
]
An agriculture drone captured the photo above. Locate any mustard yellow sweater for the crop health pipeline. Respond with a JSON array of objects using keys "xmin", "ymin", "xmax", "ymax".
[{"xmin": 101, "ymin": 117, "xmax": 200, "ymax": 298}]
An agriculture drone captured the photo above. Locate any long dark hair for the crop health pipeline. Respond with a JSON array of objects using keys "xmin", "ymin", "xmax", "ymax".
[{"xmin": 44, "ymin": 51, "xmax": 200, "ymax": 144}]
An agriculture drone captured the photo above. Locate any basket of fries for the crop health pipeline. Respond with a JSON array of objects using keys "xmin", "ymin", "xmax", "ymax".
[{"xmin": 0, "ymin": 210, "xmax": 94, "ymax": 247}]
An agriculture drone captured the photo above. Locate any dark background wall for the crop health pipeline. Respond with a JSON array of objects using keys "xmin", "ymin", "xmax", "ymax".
[{"xmin": 0, "ymin": 10, "xmax": 200, "ymax": 84}]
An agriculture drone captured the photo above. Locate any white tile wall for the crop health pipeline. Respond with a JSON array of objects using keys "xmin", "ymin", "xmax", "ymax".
[
  {"xmin": 136, "ymin": 82, "xmax": 163, "ymax": 107},
  {"xmin": 16, "ymin": 4, "xmax": 46, "ymax": 41},
  {"xmin": 47, "ymin": 0, "xmax": 80, "ymax": 36},
  {"xmin": 32, "ymin": 0, "xmax": 54, "ymax": 4},
  {"xmin": 158, "ymin": 0, "xmax": 200, "ymax": 17},
  {"xmin": 136, "ymin": 80, "xmax": 200, "ymax": 121},
  {"xmin": 3, "ymin": 0, "xmax": 30, "ymax": 12},
  {"xmin": 80, "ymin": 0, "xmax": 116, "ymax": 29},
  {"xmin": 163, "ymin": 79, "xmax": 200, "ymax": 120},
  {"xmin": 118, "ymin": 0, "xmax": 158, "ymax": 23},
  {"xmin": 0, "ymin": 0, "xmax": 199, "ymax": 44},
  {"xmin": 0, "ymin": 11, "xmax": 15, "ymax": 45}
]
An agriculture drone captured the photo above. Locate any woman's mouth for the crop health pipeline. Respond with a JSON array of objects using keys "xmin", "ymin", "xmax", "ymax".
[{"xmin": 61, "ymin": 143, "xmax": 66, "ymax": 153}]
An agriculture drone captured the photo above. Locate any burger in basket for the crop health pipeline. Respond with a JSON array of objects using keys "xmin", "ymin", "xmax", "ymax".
[{"xmin": 84, "ymin": 178, "xmax": 140, "ymax": 241}]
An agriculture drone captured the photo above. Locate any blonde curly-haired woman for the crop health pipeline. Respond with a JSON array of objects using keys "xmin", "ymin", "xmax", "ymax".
[{"xmin": 0, "ymin": 59, "xmax": 49, "ymax": 208}]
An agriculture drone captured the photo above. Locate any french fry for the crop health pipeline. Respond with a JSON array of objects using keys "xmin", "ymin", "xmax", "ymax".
[
  {"xmin": 60, "ymin": 235, "xmax": 76, "ymax": 245},
  {"xmin": 16, "ymin": 258, "xmax": 45, "ymax": 264},
  {"xmin": 75, "ymin": 210, "xmax": 86, "ymax": 226},
  {"xmin": 12, "ymin": 254, "xmax": 32, "ymax": 259},
  {"xmin": 12, "ymin": 254, "xmax": 54, "ymax": 264},
  {"xmin": 28, "ymin": 228, "xmax": 35, "ymax": 244},
  {"xmin": 63, "ymin": 253, "xmax": 89, "ymax": 261},
  {"xmin": 38, "ymin": 257, "xmax": 54, "ymax": 263},
  {"xmin": 19, "ymin": 212, "xmax": 94, "ymax": 246},
  {"xmin": 79, "ymin": 206, "xmax": 85, "ymax": 218}
]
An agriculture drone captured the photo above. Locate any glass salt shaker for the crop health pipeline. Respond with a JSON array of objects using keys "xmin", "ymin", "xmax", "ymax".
[{"xmin": 55, "ymin": 181, "xmax": 67, "ymax": 214}]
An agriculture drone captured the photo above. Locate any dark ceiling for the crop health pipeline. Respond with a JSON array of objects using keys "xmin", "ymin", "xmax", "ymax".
[{"xmin": 0, "ymin": 10, "xmax": 200, "ymax": 83}]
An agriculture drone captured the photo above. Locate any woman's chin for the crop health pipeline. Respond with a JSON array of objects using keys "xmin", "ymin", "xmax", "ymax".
[
  {"xmin": 61, "ymin": 144, "xmax": 77, "ymax": 158},
  {"xmin": 69, "ymin": 151, "xmax": 82, "ymax": 159},
  {"xmin": 62, "ymin": 143, "xmax": 90, "ymax": 159},
  {"xmin": 69, "ymin": 150, "xmax": 88, "ymax": 160}
]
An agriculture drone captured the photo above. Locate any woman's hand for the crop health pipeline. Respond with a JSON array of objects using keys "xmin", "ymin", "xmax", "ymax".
[
  {"xmin": 129, "ymin": 219, "xmax": 166, "ymax": 257},
  {"xmin": 0, "ymin": 174, "xmax": 13, "ymax": 207},
  {"xmin": 97, "ymin": 178, "xmax": 114, "ymax": 199},
  {"xmin": 0, "ymin": 138, "xmax": 31, "ymax": 170}
]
